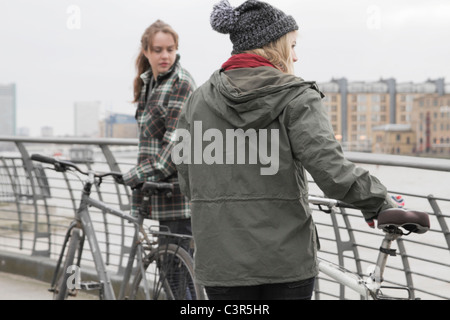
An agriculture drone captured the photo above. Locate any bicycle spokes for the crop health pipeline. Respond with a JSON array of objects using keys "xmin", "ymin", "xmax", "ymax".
[
  {"xmin": 156, "ymin": 253, "xmax": 196, "ymax": 300},
  {"xmin": 131, "ymin": 243, "xmax": 201, "ymax": 300}
]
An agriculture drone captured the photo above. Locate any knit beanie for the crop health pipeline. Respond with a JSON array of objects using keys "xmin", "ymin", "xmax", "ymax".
[{"xmin": 210, "ymin": 0, "xmax": 299, "ymax": 53}]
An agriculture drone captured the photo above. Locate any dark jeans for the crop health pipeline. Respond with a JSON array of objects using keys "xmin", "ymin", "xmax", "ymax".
[{"xmin": 205, "ymin": 277, "xmax": 315, "ymax": 300}]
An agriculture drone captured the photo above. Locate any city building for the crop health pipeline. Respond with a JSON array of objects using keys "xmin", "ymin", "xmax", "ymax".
[
  {"xmin": 41, "ymin": 126, "xmax": 54, "ymax": 137},
  {"xmin": 74, "ymin": 101, "xmax": 101, "ymax": 137},
  {"xmin": 320, "ymin": 81, "xmax": 343, "ymax": 141},
  {"xmin": 396, "ymin": 79, "xmax": 445, "ymax": 123},
  {"xmin": 100, "ymin": 113, "xmax": 137, "ymax": 139},
  {"xmin": 0, "ymin": 84, "xmax": 16, "ymax": 136},
  {"xmin": 318, "ymin": 78, "xmax": 449, "ymax": 156},
  {"xmin": 371, "ymin": 124, "xmax": 416, "ymax": 155},
  {"xmin": 319, "ymin": 78, "xmax": 395, "ymax": 152},
  {"xmin": 17, "ymin": 127, "xmax": 30, "ymax": 137},
  {"xmin": 346, "ymin": 79, "xmax": 394, "ymax": 152},
  {"xmin": 412, "ymin": 94, "xmax": 450, "ymax": 155}
]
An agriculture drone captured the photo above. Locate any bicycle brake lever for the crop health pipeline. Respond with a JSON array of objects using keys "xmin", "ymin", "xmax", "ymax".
[
  {"xmin": 318, "ymin": 204, "xmax": 332, "ymax": 214},
  {"xmin": 54, "ymin": 163, "xmax": 69, "ymax": 173}
]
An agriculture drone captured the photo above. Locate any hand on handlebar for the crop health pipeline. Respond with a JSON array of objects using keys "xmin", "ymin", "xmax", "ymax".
[
  {"xmin": 365, "ymin": 195, "xmax": 405, "ymax": 229},
  {"xmin": 132, "ymin": 183, "xmax": 143, "ymax": 191},
  {"xmin": 365, "ymin": 217, "xmax": 376, "ymax": 229},
  {"xmin": 113, "ymin": 174, "xmax": 125, "ymax": 185}
]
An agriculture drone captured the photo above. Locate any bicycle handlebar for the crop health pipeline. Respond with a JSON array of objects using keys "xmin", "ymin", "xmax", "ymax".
[
  {"xmin": 31, "ymin": 154, "xmax": 122, "ymax": 179},
  {"xmin": 308, "ymin": 196, "xmax": 357, "ymax": 210},
  {"xmin": 31, "ymin": 154, "xmax": 57, "ymax": 165},
  {"xmin": 31, "ymin": 154, "xmax": 177, "ymax": 195},
  {"xmin": 309, "ymin": 195, "xmax": 430, "ymax": 235}
]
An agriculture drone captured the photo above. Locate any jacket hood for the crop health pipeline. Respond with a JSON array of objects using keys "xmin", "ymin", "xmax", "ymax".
[{"xmin": 204, "ymin": 66, "xmax": 321, "ymax": 129}]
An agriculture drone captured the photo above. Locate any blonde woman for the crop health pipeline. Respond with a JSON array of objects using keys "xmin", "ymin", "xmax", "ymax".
[
  {"xmin": 175, "ymin": 0, "xmax": 394, "ymax": 300},
  {"xmin": 122, "ymin": 20, "xmax": 196, "ymax": 243}
]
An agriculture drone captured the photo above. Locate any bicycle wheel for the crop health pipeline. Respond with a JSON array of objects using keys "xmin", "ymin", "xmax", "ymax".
[
  {"xmin": 52, "ymin": 228, "xmax": 82, "ymax": 300},
  {"xmin": 129, "ymin": 243, "xmax": 205, "ymax": 300}
]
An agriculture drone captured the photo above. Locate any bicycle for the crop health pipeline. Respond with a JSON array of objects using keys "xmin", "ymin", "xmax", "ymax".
[
  {"xmin": 30, "ymin": 154, "xmax": 205, "ymax": 300},
  {"xmin": 308, "ymin": 195, "xmax": 430, "ymax": 300}
]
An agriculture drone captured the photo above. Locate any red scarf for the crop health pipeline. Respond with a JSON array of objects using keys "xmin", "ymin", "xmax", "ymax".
[{"xmin": 221, "ymin": 53, "xmax": 276, "ymax": 71}]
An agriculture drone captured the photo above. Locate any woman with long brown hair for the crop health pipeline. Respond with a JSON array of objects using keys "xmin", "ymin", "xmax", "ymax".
[{"xmin": 122, "ymin": 20, "xmax": 196, "ymax": 240}]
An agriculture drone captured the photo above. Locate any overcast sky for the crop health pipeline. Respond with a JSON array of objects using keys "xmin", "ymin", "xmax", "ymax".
[{"xmin": 1, "ymin": 0, "xmax": 450, "ymax": 136}]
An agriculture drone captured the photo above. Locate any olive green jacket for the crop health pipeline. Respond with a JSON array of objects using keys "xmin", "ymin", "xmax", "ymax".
[{"xmin": 174, "ymin": 66, "xmax": 393, "ymax": 287}]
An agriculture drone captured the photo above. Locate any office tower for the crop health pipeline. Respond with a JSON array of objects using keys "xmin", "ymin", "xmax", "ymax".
[
  {"xmin": 0, "ymin": 84, "xmax": 16, "ymax": 136},
  {"xmin": 74, "ymin": 101, "xmax": 101, "ymax": 137},
  {"xmin": 41, "ymin": 126, "xmax": 54, "ymax": 137},
  {"xmin": 101, "ymin": 113, "xmax": 137, "ymax": 138}
]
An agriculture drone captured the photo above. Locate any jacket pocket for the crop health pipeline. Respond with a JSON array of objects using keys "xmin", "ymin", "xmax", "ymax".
[{"xmin": 140, "ymin": 104, "xmax": 167, "ymax": 139}]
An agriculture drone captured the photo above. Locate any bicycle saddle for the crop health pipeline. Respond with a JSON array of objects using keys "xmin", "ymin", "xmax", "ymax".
[{"xmin": 377, "ymin": 208, "xmax": 430, "ymax": 234}]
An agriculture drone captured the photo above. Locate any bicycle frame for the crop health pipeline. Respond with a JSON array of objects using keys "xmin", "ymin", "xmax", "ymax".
[
  {"xmin": 65, "ymin": 172, "xmax": 148, "ymax": 300},
  {"xmin": 310, "ymin": 195, "xmax": 421, "ymax": 300},
  {"xmin": 317, "ymin": 229, "xmax": 403, "ymax": 300},
  {"xmin": 317, "ymin": 258, "xmax": 369, "ymax": 298}
]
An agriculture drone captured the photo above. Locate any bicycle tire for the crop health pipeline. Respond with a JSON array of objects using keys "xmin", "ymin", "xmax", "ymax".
[
  {"xmin": 129, "ymin": 243, "xmax": 205, "ymax": 300},
  {"xmin": 53, "ymin": 228, "xmax": 82, "ymax": 300}
]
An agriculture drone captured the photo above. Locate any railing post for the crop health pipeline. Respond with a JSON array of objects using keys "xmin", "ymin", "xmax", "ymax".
[
  {"xmin": 0, "ymin": 157, "xmax": 24, "ymax": 249},
  {"xmin": 339, "ymin": 208, "xmax": 365, "ymax": 300},
  {"xmin": 329, "ymin": 208, "xmax": 363, "ymax": 299},
  {"xmin": 15, "ymin": 141, "xmax": 51, "ymax": 257},
  {"xmin": 396, "ymin": 238, "xmax": 416, "ymax": 299},
  {"xmin": 98, "ymin": 144, "xmax": 131, "ymax": 210},
  {"xmin": 428, "ymin": 195, "xmax": 450, "ymax": 251}
]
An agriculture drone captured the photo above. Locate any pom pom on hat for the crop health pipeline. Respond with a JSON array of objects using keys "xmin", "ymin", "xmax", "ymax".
[{"xmin": 210, "ymin": 0, "xmax": 239, "ymax": 34}]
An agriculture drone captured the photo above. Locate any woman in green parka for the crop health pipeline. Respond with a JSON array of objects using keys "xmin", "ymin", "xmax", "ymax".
[{"xmin": 174, "ymin": 0, "xmax": 394, "ymax": 300}]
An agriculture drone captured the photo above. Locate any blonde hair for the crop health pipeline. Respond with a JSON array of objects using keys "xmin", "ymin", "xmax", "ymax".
[
  {"xmin": 133, "ymin": 20, "xmax": 179, "ymax": 102},
  {"xmin": 244, "ymin": 31, "xmax": 296, "ymax": 75}
]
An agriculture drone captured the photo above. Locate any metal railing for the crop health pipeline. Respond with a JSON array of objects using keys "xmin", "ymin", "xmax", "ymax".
[{"xmin": 0, "ymin": 136, "xmax": 449, "ymax": 300}]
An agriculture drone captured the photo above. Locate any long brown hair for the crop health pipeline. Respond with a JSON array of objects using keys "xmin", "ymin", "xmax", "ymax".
[{"xmin": 133, "ymin": 20, "xmax": 179, "ymax": 103}]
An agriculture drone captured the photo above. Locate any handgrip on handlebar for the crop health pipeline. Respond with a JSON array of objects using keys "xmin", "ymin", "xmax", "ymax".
[
  {"xmin": 31, "ymin": 153, "xmax": 82, "ymax": 173},
  {"xmin": 31, "ymin": 154, "xmax": 57, "ymax": 165},
  {"xmin": 31, "ymin": 153, "xmax": 125, "ymax": 180}
]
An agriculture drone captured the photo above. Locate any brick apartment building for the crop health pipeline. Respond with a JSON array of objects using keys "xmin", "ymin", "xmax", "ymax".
[{"xmin": 318, "ymin": 78, "xmax": 450, "ymax": 157}]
